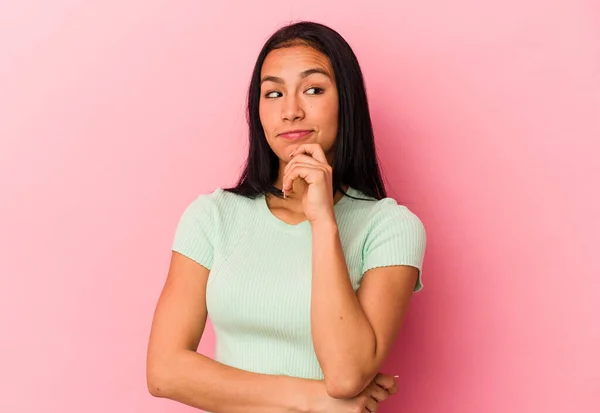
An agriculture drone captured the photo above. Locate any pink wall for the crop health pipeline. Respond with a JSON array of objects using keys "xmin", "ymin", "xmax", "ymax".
[{"xmin": 1, "ymin": 1, "xmax": 598, "ymax": 412}]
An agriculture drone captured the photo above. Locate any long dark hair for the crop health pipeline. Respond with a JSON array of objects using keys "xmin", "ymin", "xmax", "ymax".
[{"xmin": 224, "ymin": 21, "xmax": 387, "ymax": 200}]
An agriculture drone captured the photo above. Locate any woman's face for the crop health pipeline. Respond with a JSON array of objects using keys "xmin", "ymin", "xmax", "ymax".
[{"xmin": 259, "ymin": 45, "xmax": 339, "ymax": 163}]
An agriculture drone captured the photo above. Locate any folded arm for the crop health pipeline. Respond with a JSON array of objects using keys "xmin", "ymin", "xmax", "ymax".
[
  {"xmin": 146, "ymin": 252, "xmax": 320, "ymax": 413},
  {"xmin": 310, "ymin": 220, "xmax": 419, "ymax": 399}
]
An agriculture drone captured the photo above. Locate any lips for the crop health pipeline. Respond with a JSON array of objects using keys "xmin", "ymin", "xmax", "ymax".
[{"xmin": 278, "ymin": 130, "xmax": 313, "ymax": 140}]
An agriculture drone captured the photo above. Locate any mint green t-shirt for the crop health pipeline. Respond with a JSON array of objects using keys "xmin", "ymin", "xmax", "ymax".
[{"xmin": 172, "ymin": 186, "xmax": 426, "ymax": 380}]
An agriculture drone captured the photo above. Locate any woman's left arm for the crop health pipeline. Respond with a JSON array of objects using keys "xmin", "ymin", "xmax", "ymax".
[
  {"xmin": 282, "ymin": 143, "xmax": 420, "ymax": 400},
  {"xmin": 310, "ymin": 221, "xmax": 418, "ymax": 399}
]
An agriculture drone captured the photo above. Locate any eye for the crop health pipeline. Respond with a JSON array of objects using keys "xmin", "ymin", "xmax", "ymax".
[
  {"xmin": 305, "ymin": 87, "xmax": 324, "ymax": 95},
  {"xmin": 265, "ymin": 91, "xmax": 282, "ymax": 99}
]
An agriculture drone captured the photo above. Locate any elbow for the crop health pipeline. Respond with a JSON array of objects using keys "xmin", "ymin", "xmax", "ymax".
[
  {"xmin": 146, "ymin": 372, "xmax": 165, "ymax": 397},
  {"xmin": 146, "ymin": 349, "xmax": 190, "ymax": 398},
  {"xmin": 324, "ymin": 374, "xmax": 369, "ymax": 399},
  {"xmin": 146, "ymin": 361, "xmax": 171, "ymax": 398},
  {"xmin": 147, "ymin": 376, "xmax": 165, "ymax": 398}
]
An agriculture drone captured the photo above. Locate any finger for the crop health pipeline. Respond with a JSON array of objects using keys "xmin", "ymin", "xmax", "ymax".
[
  {"xmin": 373, "ymin": 373, "xmax": 395, "ymax": 392},
  {"xmin": 284, "ymin": 154, "xmax": 322, "ymax": 175},
  {"xmin": 364, "ymin": 396, "xmax": 378, "ymax": 412},
  {"xmin": 367, "ymin": 380, "xmax": 389, "ymax": 401},
  {"xmin": 372, "ymin": 374, "xmax": 390, "ymax": 389},
  {"xmin": 286, "ymin": 154, "xmax": 323, "ymax": 168},
  {"xmin": 283, "ymin": 163, "xmax": 321, "ymax": 186},
  {"xmin": 368, "ymin": 383, "xmax": 389, "ymax": 402},
  {"xmin": 285, "ymin": 162, "xmax": 320, "ymax": 174},
  {"xmin": 283, "ymin": 164, "xmax": 327, "ymax": 191},
  {"xmin": 283, "ymin": 162, "xmax": 329, "ymax": 190},
  {"xmin": 282, "ymin": 165, "xmax": 313, "ymax": 193},
  {"xmin": 388, "ymin": 383, "xmax": 398, "ymax": 395},
  {"xmin": 290, "ymin": 143, "xmax": 328, "ymax": 163},
  {"xmin": 388, "ymin": 376, "xmax": 399, "ymax": 395}
]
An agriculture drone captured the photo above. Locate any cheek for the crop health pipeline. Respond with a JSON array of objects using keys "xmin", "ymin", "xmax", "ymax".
[
  {"xmin": 311, "ymin": 98, "xmax": 338, "ymax": 125},
  {"xmin": 322, "ymin": 98, "xmax": 339, "ymax": 130},
  {"xmin": 315, "ymin": 99, "xmax": 339, "ymax": 152},
  {"xmin": 259, "ymin": 104, "xmax": 274, "ymax": 134}
]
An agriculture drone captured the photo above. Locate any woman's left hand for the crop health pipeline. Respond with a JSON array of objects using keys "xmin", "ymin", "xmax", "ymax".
[{"xmin": 282, "ymin": 143, "xmax": 335, "ymax": 224}]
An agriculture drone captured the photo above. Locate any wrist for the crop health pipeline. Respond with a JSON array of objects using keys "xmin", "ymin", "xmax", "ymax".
[
  {"xmin": 309, "ymin": 216, "xmax": 338, "ymax": 232},
  {"xmin": 302, "ymin": 379, "xmax": 327, "ymax": 413},
  {"xmin": 279, "ymin": 376, "xmax": 325, "ymax": 413}
]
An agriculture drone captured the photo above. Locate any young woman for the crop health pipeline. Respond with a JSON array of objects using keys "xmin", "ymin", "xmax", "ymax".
[{"xmin": 146, "ymin": 21, "xmax": 426, "ymax": 413}]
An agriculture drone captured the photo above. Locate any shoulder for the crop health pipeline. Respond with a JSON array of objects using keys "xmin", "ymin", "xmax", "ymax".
[
  {"xmin": 346, "ymin": 189, "xmax": 426, "ymax": 235},
  {"xmin": 173, "ymin": 187, "xmax": 250, "ymax": 240},
  {"xmin": 176, "ymin": 188, "xmax": 221, "ymax": 220},
  {"xmin": 185, "ymin": 187, "xmax": 223, "ymax": 207},
  {"xmin": 371, "ymin": 198, "xmax": 425, "ymax": 232},
  {"xmin": 183, "ymin": 187, "xmax": 252, "ymax": 210},
  {"xmin": 180, "ymin": 187, "xmax": 258, "ymax": 227}
]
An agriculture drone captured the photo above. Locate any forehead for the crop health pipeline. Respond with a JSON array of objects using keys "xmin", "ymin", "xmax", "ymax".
[{"xmin": 261, "ymin": 45, "xmax": 333, "ymax": 77}]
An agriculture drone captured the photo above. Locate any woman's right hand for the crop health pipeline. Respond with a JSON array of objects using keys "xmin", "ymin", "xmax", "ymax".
[{"xmin": 312, "ymin": 373, "xmax": 399, "ymax": 413}]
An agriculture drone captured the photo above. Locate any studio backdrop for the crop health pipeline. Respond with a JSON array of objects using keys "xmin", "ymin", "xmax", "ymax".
[{"xmin": 0, "ymin": 1, "xmax": 598, "ymax": 412}]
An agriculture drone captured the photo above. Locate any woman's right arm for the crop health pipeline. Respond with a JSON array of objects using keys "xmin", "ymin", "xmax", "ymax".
[
  {"xmin": 146, "ymin": 251, "xmax": 319, "ymax": 413},
  {"xmin": 146, "ymin": 251, "xmax": 398, "ymax": 412}
]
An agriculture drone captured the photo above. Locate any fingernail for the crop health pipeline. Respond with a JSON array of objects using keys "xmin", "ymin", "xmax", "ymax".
[{"xmin": 393, "ymin": 375, "xmax": 399, "ymax": 378}]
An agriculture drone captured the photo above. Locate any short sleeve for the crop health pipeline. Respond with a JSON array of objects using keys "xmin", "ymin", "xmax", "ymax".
[
  {"xmin": 361, "ymin": 200, "xmax": 427, "ymax": 292},
  {"xmin": 171, "ymin": 194, "xmax": 215, "ymax": 270}
]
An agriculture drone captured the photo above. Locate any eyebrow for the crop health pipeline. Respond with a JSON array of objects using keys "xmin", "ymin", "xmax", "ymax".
[{"xmin": 260, "ymin": 67, "xmax": 331, "ymax": 84}]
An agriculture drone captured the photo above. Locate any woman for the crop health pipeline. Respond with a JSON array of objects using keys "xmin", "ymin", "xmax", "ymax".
[{"xmin": 146, "ymin": 21, "xmax": 426, "ymax": 413}]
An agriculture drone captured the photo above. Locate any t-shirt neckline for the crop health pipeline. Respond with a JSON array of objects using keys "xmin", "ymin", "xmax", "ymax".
[{"xmin": 257, "ymin": 186, "xmax": 357, "ymax": 234}]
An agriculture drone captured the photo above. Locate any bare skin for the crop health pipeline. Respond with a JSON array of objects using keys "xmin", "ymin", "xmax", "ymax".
[{"xmin": 259, "ymin": 44, "xmax": 345, "ymax": 224}]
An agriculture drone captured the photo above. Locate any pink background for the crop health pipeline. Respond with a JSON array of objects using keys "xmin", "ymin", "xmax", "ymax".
[{"xmin": 1, "ymin": 1, "xmax": 599, "ymax": 412}]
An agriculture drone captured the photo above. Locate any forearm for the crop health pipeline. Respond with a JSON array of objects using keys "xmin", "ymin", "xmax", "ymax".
[
  {"xmin": 310, "ymin": 220, "xmax": 378, "ymax": 397},
  {"xmin": 148, "ymin": 349, "xmax": 321, "ymax": 413}
]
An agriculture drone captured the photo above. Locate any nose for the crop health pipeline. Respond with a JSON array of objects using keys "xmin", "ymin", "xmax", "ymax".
[{"xmin": 281, "ymin": 94, "xmax": 305, "ymax": 122}]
